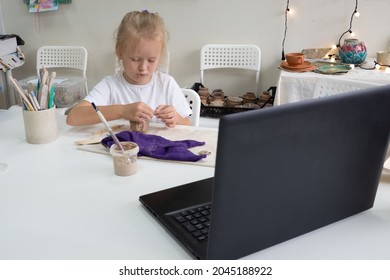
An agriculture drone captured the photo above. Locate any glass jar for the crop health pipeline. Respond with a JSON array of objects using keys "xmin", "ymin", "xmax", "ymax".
[{"xmin": 339, "ymin": 39, "xmax": 367, "ymax": 65}]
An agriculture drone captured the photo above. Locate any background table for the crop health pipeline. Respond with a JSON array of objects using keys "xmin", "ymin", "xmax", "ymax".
[
  {"xmin": 1, "ymin": 108, "xmax": 390, "ymax": 260},
  {"xmin": 275, "ymin": 59, "xmax": 390, "ymax": 105}
]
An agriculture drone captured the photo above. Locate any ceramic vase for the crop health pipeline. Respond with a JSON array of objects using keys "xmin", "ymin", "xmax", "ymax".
[{"xmin": 339, "ymin": 39, "xmax": 367, "ymax": 65}]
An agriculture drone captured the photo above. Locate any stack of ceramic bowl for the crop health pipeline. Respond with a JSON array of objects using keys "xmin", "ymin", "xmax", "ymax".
[
  {"xmin": 197, "ymin": 87, "xmax": 209, "ymax": 105},
  {"xmin": 226, "ymin": 96, "xmax": 243, "ymax": 107},
  {"xmin": 258, "ymin": 91, "xmax": 273, "ymax": 108},
  {"xmin": 210, "ymin": 89, "xmax": 224, "ymax": 106},
  {"xmin": 242, "ymin": 92, "xmax": 257, "ymax": 104}
]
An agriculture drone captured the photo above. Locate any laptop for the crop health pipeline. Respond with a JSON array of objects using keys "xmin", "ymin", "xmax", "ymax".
[{"xmin": 139, "ymin": 84, "xmax": 390, "ymax": 260}]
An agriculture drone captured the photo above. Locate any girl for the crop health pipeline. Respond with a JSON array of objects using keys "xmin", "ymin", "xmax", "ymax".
[{"xmin": 66, "ymin": 10, "xmax": 192, "ymax": 128}]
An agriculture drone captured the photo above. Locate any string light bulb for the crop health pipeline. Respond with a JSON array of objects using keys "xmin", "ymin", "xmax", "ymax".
[
  {"xmin": 328, "ymin": 54, "xmax": 336, "ymax": 62},
  {"xmin": 354, "ymin": 10, "xmax": 360, "ymax": 17},
  {"xmin": 358, "ymin": 61, "xmax": 390, "ymax": 72}
]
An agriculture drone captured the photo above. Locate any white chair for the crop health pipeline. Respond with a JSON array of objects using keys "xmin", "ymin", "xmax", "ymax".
[
  {"xmin": 200, "ymin": 44, "xmax": 261, "ymax": 95},
  {"xmin": 313, "ymin": 78, "xmax": 379, "ymax": 99},
  {"xmin": 37, "ymin": 46, "xmax": 88, "ymax": 95},
  {"xmin": 182, "ymin": 88, "xmax": 201, "ymax": 127}
]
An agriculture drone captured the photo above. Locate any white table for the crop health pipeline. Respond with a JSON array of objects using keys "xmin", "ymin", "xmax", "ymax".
[
  {"xmin": 275, "ymin": 59, "xmax": 390, "ymax": 105},
  {"xmin": 1, "ymin": 108, "xmax": 390, "ymax": 260}
]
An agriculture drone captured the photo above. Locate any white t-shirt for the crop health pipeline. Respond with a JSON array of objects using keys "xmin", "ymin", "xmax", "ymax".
[{"xmin": 84, "ymin": 71, "xmax": 192, "ymax": 122}]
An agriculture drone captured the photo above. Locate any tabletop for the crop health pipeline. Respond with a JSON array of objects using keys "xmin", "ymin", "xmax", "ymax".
[
  {"xmin": 1, "ymin": 108, "xmax": 390, "ymax": 260},
  {"xmin": 275, "ymin": 59, "xmax": 390, "ymax": 105}
]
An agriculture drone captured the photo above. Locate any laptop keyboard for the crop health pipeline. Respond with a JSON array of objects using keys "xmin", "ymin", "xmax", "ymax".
[{"xmin": 170, "ymin": 203, "xmax": 212, "ymax": 242}]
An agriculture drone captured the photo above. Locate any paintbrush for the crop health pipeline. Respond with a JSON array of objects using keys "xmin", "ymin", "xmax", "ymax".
[
  {"xmin": 8, "ymin": 76, "xmax": 34, "ymax": 111},
  {"xmin": 91, "ymin": 102, "xmax": 124, "ymax": 152}
]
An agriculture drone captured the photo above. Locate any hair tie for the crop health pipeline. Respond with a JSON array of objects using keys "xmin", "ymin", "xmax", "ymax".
[{"xmin": 140, "ymin": 8, "xmax": 158, "ymax": 14}]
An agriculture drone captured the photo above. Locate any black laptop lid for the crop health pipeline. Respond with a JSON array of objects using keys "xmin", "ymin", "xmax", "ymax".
[
  {"xmin": 140, "ymin": 85, "xmax": 390, "ymax": 260},
  {"xmin": 207, "ymin": 84, "xmax": 390, "ymax": 259}
]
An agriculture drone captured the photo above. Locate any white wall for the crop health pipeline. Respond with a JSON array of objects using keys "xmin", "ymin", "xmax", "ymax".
[
  {"xmin": 1, "ymin": 0, "xmax": 390, "ymax": 96},
  {"xmin": 0, "ymin": 1, "xmax": 4, "ymax": 34}
]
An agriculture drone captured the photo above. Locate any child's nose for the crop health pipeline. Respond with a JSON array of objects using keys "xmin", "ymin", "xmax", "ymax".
[{"xmin": 138, "ymin": 60, "xmax": 147, "ymax": 70}]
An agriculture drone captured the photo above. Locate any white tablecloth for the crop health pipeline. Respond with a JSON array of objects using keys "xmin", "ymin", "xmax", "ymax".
[{"xmin": 276, "ymin": 59, "xmax": 390, "ymax": 105}]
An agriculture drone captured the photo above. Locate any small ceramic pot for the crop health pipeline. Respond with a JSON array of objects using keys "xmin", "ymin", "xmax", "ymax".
[{"xmin": 339, "ymin": 39, "xmax": 367, "ymax": 65}]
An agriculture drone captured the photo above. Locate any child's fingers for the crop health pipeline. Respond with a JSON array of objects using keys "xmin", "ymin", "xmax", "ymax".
[{"xmin": 154, "ymin": 105, "xmax": 170, "ymax": 114}]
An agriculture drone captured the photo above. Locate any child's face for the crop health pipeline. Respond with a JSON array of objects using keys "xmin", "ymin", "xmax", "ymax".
[{"xmin": 120, "ymin": 38, "xmax": 161, "ymax": 85}]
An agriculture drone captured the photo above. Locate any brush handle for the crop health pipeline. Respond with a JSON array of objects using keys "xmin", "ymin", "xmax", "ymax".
[
  {"xmin": 9, "ymin": 76, "xmax": 34, "ymax": 111},
  {"xmin": 91, "ymin": 102, "xmax": 124, "ymax": 152}
]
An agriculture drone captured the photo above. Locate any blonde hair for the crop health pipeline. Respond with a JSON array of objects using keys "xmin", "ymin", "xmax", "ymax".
[{"xmin": 115, "ymin": 11, "xmax": 168, "ymax": 69}]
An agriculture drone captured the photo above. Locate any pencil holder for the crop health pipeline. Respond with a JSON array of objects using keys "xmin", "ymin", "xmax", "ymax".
[{"xmin": 22, "ymin": 106, "xmax": 58, "ymax": 144}]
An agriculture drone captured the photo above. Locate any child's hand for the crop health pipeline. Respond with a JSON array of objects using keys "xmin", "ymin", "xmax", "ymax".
[
  {"xmin": 122, "ymin": 102, "xmax": 154, "ymax": 123},
  {"xmin": 154, "ymin": 105, "xmax": 177, "ymax": 128}
]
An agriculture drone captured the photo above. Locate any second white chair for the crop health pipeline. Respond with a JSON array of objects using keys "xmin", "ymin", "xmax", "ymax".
[
  {"xmin": 182, "ymin": 88, "xmax": 201, "ymax": 127},
  {"xmin": 200, "ymin": 44, "xmax": 261, "ymax": 95}
]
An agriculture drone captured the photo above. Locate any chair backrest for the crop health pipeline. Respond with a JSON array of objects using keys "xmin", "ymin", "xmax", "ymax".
[
  {"xmin": 200, "ymin": 44, "xmax": 261, "ymax": 94},
  {"xmin": 313, "ymin": 77, "xmax": 379, "ymax": 98},
  {"xmin": 36, "ymin": 45, "xmax": 88, "ymax": 95},
  {"xmin": 37, "ymin": 46, "xmax": 88, "ymax": 77},
  {"xmin": 182, "ymin": 88, "xmax": 201, "ymax": 127}
]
